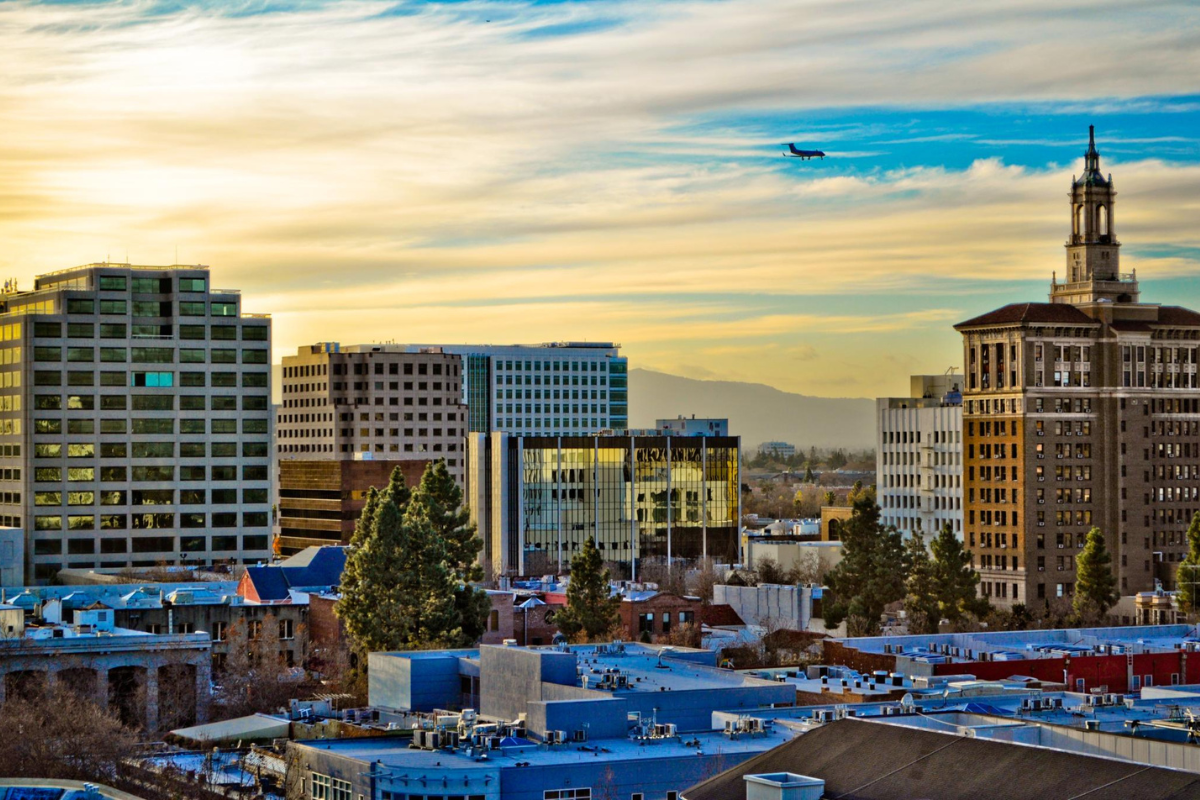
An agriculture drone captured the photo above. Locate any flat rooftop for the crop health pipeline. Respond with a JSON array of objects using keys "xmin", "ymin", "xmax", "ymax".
[
  {"xmin": 841, "ymin": 624, "xmax": 1200, "ymax": 663},
  {"xmin": 298, "ymin": 726, "xmax": 787, "ymax": 771}
]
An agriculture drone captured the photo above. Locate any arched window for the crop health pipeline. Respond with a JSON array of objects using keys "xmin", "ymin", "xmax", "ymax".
[
  {"xmin": 1098, "ymin": 205, "xmax": 1109, "ymax": 236},
  {"xmin": 1076, "ymin": 205, "xmax": 1086, "ymax": 237}
]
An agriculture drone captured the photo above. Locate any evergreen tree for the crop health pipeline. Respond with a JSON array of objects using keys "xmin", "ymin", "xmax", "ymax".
[
  {"xmin": 823, "ymin": 494, "xmax": 908, "ymax": 634},
  {"xmin": 1176, "ymin": 512, "xmax": 1200, "ymax": 614},
  {"xmin": 792, "ymin": 490, "xmax": 804, "ymax": 516},
  {"xmin": 929, "ymin": 523, "xmax": 989, "ymax": 624},
  {"xmin": 803, "ymin": 465, "xmax": 815, "ymax": 483},
  {"xmin": 904, "ymin": 535, "xmax": 940, "ymax": 635},
  {"xmin": 336, "ymin": 490, "xmax": 414, "ymax": 653},
  {"xmin": 1074, "ymin": 527, "xmax": 1119, "ymax": 620},
  {"xmin": 555, "ymin": 538, "xmax": 620, "ymax": 642},
  {"xmin": 407, "ymin": 460, "xmax": 491, "ymax": 643},
  {"xmin": 823, "ymin": 490, "xmax": 836, "ymax": 507}
]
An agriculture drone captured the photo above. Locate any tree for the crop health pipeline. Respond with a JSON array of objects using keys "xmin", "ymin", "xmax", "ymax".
[
  {"xmin": 803, "ymin": 464, "xmax": 815, "ymax": 483},
  {"xmin": 904, "ymin": 535, "xmax": 941, "ymax": 635},
  {"xmin": 793, "ymin": 490, "xmax": 805, "ymax": 516},
  {"xmin": 336, "ymin": 481, "xmax": 413, "ymax": 654},
  {"xmin": 1176, "ymin": 512, "xmax": 1200, "ymax": 614},
  {"xmin": 0, "ymin": 684, "xmax": 137, "ymax": 784},
  {"xmin": 337, "ymin": 463, "xmax": 488, "ymax": 655},
  {"xmin": 822, "ymin": 493, "xmax": 908, "ymax": 634},
  {"xmin": 555, "ymin": 538, "xmax": 620, "ymax": 642},
  {"xmin": 218, "ymin": 613, "xmax": 300, "ymax": 717},
  {"xmin": 929, "ymin": 524, "xmax": 989, "ymax": 625},
  {"xmin": 408, "ymin": 460, "xmax": 491, "ymax": 645},
  {"xmin": 1074, "ymin": 527, "xmax": 1119, "ymax": 620},
  {"xmin": 755, "ymin": 556, "xmax": 787, "ymax": 585},
  {"xmin": 823, "ymin": 490, "xmax": 836, "ymax": 507}
]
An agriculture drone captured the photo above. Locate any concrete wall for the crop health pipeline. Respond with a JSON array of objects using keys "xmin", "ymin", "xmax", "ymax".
[
  {"xmin": 715, "ymin": 584, "xmax": 810, "ymax": 630},
  {"xmin": 368, "ymin": 652, "xmax": 467, "ymax": 711},
  {"xmin": 479, "ymin": 645, "xmax": 576, "ymax": 723}
]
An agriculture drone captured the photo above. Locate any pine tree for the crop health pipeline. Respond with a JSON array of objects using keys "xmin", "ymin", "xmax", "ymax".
[
  {"xmin": 803, "ymin": 465, "xmax": 815, "ymax": 483},
  {"xmin": 555, "ymin": 538, "xmax": 620, "ymax": 642},
  {"xmin": 407, "ymin": 460, "xmax": 490, "ymax": 643},
  {"xmin": 904, "ymin": 535, "xmax": 940, "ymax": 635},
  {"xmin": 929, "ymin": 523, "xmax": 989, "ymax": 624},
  {"xmin": 1176, "ymin": 513, "xmax": 1200, "ymax": 614},
  {"xmin": 1074, "ymin": 527, "xmax": 1119, "ymax": 620},
  {"xmin": 823, "ymin": 493, "xmax": 908, "ymax": 634},
  {"xmin": 337, "ymin": 492, "xmax": 415, "ymax": 653}
]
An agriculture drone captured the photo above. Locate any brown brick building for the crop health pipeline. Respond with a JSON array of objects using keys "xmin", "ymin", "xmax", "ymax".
[
  {"xmin": 276, "ymin": 459, "xmax": 430, "ymax": 554},
  {"xmin": 956, "ymin": 127, "xmax": 1200, "ymax": 608}
]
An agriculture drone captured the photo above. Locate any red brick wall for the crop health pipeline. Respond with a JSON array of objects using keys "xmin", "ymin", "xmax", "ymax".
[
  {"xmin": 620, "ymin": 594, "xmax": 704, "ymax": 641},
  {"xmin": 308, "ymin": 594, "xmax": 345, "ymax": 652},
  {"xmin": 933, "ymin": 650, "xmax": 1200, "ymax": 694},
  {"xmin": 823, "ymin": 640, "xmax": 898, "ymax": 674}
]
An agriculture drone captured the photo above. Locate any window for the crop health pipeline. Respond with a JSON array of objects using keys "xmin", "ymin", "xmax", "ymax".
[
  {"xmin": 132, "ymin": 371, "xmax": 173, "ymax": 387},
  {"xmin": 311, "ymin": 774, "xmax": 331, "ymax": 800},
  {"xmin": 132, "ymin": 395, "xmax": 173, "ymax": 411},
  {"xmin": 179, "ymin": 301, "xmax": 206, "ymax": 316},
  {"xmin": 212, "ymin": 396, "xmax": 236, "ymax": 410},
  {"xmin": 100, "ymin": 348, "xmax": 127, "ymax": 362},
  {"xmin": 101, "ymin": 443, "xmax": 127, "ymax": 458},
  {"xmin": 132, "ymin": 301, "xmax": 171, "ymax": 317},
  {"xmin": 212, "ymin": 372, "xmax": 237, "ymax": 387},
  {"xmin": 242, "ymin": 349, "xmax": 268, "ymax": 364},
  {"xmin": 211, "ymin": 302, "xmax": 237, "ymax": 317},
  {"xmin": 99, "ymin": 300, "xmax": 127, "ymax": 315},
  {"xmin": 99, "ymin": 276, "xmax": 127, "ymax": 291},
  {"xmin": 67, "ymin": 444, "xmax": 95, "ymax": 458},
  {"xmin": 66, "ymin": 299, "xmax": 94, "ymax": 314},
  {"xmin": 211, "ymin": 325, "xmax": 237, "ymax": 340},
  {"xmin": 131, "ymin": 348, "xmax": 173, "ymax": 364},
  {"xmin": 132, "ymin": 442, "xmax": 174, "ymax": 457},
  {"xmin": 131, "ymin": 277, "xmax": 169, "ymax": 293},
  {"xmin": 545, "ymin": 791, "xmax": 591, "ymax": 800},
  {"xmin": 180, "ymin": 396, "xmax": 205, "ymax": 410},
  {"xmin": 179, "ymin": 325, "xmax": 206, "ymax": 340},
  {"xmin": 180, "ymin": 419, "xmax": 205, "ymax": 434},
  {"xmin": 132, "ymin": 466, "xmax": 174, "ymax": 481},
  {"xmin": 179, "ymin": 277, "xmax": 206, "ymax": 293},
  {"xmin": 180, "ymin": 348, "xmax": 205, "ymax": 363},
  {"xmin": 242, "ymin": 326, "xmax": 268, "ymax": 341},
  {"xmin": 211, "ymin": 349, "xmax": 237, "ymax": 364}
]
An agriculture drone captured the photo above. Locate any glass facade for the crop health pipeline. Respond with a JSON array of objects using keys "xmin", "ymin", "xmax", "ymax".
[
  {"xmin": 511, "ymin": 435, "xmax": 739, "ymax": 571},
  {"xmin": 466, "ymin": 354, "xmax": 491, "ymax": 433}
]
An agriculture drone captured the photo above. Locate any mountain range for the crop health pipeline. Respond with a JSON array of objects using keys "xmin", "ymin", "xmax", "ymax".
[{"xmin": 628, "ymin": 368, "xmax": 875, "ymax": 450}]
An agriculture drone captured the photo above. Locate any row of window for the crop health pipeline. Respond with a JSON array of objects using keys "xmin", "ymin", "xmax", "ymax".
[
  {"xmin": 33, "ymin": 345, "xmax": 267, "ymax": 363},
  {"xmin": 30, "ymin": 457, "xmax": 268, "ymax": 478},
  {"xmin": 32, "ymin": 535, "xmax": 269, "ymax": 564},
  {"xmin": 34, "ymin": 511, "xmax": 269, "ymax": 530},
  {"xmin": 34, "ymin": 483, "xmax": 266, "ymax": 502},
  {"xmin": 35, "ymin": 370, "xmax": 267, "ymax": 388},
  {"xmin": 35, "ymin": 418, "xmax": 268, "ymax": 435},
  {"xmin": 33, "ymin": 393, "xmax": 268, "ymax": 411},
  {"xmin": 94, "ymin": 275, "xmax": 208, "ymax": 293}
]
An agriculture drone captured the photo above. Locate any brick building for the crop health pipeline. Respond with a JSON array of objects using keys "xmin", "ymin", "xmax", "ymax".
[{"xmin": 956, "ymin": 127, "xmax": 1200, "ymax": 607}]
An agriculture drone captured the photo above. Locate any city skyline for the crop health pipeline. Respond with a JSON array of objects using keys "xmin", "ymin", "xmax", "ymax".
[{"xmin": 2, "ymin": 1, "xmax": 1200, "ymax": 398}]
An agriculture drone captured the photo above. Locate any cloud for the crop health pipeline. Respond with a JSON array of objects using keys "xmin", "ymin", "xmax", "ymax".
[{"xmin": 0, "ymin": 0, "xmax": 1198, "ymax": 397}]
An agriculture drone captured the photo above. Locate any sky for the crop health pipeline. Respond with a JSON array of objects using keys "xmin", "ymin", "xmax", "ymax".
[{"xmin": 2, "ymin": 0, "xmax": 1200, "ymax": 399}]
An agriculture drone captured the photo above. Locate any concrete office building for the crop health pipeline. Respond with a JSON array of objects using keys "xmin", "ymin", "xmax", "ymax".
[
  {"xmin": 276, "ymin": 343, "xmax": 467, "ymax": 482},
  {"xmin": 398, "ymin": 341, "xmax": 628, "ymax": 435},
  {"xmin": 467, "ymin": 432, "xmax": 740, "ymax": 577},
  {"xmin": 956, "ymin": 128, "xmax": 1200, "ymax": 607},
  {"xmin": 876, "ymin": 374, "xmax": 964, "ymax": 543},
  {"xmin": 0, "ymin": 264, "xmax": 272, "ymax": 583}
]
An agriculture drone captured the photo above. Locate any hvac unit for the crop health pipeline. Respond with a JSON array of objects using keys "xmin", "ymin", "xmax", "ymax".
[
  {"xmin": 428, "ymin": 732, "xmax": 442, "ymax": 749},
  {"xmin": 664, "ymin": 724, "xmax": 677, "ymax": 737},
  {"xmin": 816, "ymin": 710, "xmax": 835, "ymax": 724},
  {"xmin": 573, "ymin": 729, "xmax": 588, "ymax": 743}
]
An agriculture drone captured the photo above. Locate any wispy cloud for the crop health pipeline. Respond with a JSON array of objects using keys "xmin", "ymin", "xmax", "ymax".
[{"xmin": 0, "ymin": 0, "xmax": 1199, "ymax": 396}]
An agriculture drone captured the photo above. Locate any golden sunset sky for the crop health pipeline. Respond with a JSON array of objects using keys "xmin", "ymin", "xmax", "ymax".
[{"xmin": 3, "ymin": 0, "xmax": 1200, "ymax": 397}]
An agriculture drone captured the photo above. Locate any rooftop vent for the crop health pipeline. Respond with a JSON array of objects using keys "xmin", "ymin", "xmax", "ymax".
[{"xmin": 744, "ymin": 773, "xmax": 825, "ymax": 800}]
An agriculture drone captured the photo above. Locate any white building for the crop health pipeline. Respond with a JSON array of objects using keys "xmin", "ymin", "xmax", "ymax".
[
  {"xmin": 876, "ymin": 374, "xmax": 964, "ymax": 543},
  {"xmin": 757, "ymin": 441, "xmax": 796, "ymax": 458}
]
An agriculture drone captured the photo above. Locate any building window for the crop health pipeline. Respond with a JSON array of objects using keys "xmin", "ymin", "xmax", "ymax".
[
  {"xmin": 311, "ymin": 774, "xmax": 331, "ymax": 800},
  {"xmin": 545, "ymin": 792, "xmax": 590, "ymax": 800}
]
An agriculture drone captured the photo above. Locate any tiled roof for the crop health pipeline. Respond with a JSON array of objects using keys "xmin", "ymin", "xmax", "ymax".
[
  {"xmin": 682, "ymin": 718, "xmax": 1200, "ymax": 800},
  {"xmin": 955, "ymin": 303, "xmax": 1095, "ymax": 329}
]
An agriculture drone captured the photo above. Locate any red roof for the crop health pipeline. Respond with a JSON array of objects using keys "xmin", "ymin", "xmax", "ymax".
[
  {"xmin": 1156, "ymin": 306, "xmax": 1200, "ymax": 327},
  {"xmin": 700, "ymin": 603, "xmax": 745, "ymax": 627},
  {"xmin": 955, "ymin": 303, "xmax": 1096, "ymax": 329}
]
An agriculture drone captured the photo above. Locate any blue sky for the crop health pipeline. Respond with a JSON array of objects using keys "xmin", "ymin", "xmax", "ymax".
[{"xmin": 1, "ymin": 0, "xmax": 1199, "ymax": 396}]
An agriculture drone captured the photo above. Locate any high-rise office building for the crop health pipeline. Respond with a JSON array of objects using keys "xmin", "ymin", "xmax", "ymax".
[
  {"xmin": 275, "ymin": 343, "xmax": 467, "ymax": 483},
  {"xmin": 876, "ymin": 375, "xmax": 964, "ymax": 543},
  {"xmin": 467, "ymin": 431, "xmax": 740, "ymax": 578},
  {"xmin": 0, "ymin": 263, "xmax": 272, "ymax": 583},
  {"xmin": 401, "ymin": 342, "xmax": 627, "ymax": 435},
  {"xmin": 956, "ymin": 127, "xmax": 1200, "ymax": 607}
]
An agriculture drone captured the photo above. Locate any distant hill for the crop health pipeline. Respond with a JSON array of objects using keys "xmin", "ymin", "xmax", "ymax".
[{"xmin": 628, "ymin": 368, "xmax": 875, "ymax": 450}]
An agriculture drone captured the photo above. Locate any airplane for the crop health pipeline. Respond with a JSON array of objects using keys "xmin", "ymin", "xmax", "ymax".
[{"xmin": 783, "ymin": 143, "xmax": 825, "ymax": 160}]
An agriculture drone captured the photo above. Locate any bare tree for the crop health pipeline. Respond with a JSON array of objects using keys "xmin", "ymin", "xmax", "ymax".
[
  {"xmin": 755, "ymin": 556, "xmax": 787, "ymax": 585},
  {"xmin": 786, "ymin": 550, "xmax": 823, "ymax": 586},
  {"xmin": 688, "ymin": 557, "xmax": 719, "ymax": 603},
  {"xmin": 0, "ymin": 684, "xmax": 136, "ymax": 783},
  {"xmin": 217, "ymin": 613, "xmax": 306, "ymax": 717}
]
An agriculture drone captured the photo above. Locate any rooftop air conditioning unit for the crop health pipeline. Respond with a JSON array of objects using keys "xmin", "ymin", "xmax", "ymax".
[{"xmin": 573, "ymin": 729, "xmax": 587, "ymax": 743}]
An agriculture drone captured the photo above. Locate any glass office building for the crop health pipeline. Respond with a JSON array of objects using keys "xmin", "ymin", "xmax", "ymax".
[{"xmin": 468, "ymin": 432, "xmax": 740, "ymax": 577}]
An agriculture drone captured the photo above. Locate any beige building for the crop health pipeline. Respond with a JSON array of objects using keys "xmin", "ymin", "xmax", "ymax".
[
  {"xmin": 956, "ymin": 127, "xmax": 1200, "ymax": 608},
  {"xmin": 876, "ymin": 374, "xmax": 964, "ymax": 543},
  {"xmin": 276, "ymin": 343, "xmax": 467, "ymax": 483}
]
